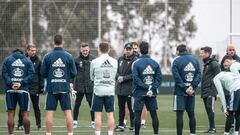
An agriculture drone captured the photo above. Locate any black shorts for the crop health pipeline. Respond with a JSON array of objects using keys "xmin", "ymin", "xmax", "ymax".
[
  {"xmin": 91, "ymin": 94, "xmax": 114, "ymax": 112},
  {"xmin": 45, "ymin": 92, "xmax": 72, "ymax": 111},
  {"xmin": 133, "ymin": 96, "xmax": 158, "ymax": 111},
  {"xmin": 173, "ymin": 95, "xmax": 195, "ymax": 112},
  {"xmin": 5, "ymin": 90, "xmax": 30, "ymax": 112}
]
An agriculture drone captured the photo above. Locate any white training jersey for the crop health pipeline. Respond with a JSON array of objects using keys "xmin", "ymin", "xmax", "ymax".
[
  {"xmin": 90, "ymin": 54, "xmax": 117, "ymax": 96},
  {"xmin": 230, "ymin": 60, "xmax": 240, "ymax": 74},
  {"xmin": 213, "ymin": 71, "xmax": 240, "ymax": 112}
]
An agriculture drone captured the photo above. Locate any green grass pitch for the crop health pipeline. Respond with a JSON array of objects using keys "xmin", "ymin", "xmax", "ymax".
[{"xmin": 0, "ymin": 94, "xmax": 228, "ymax": 135}]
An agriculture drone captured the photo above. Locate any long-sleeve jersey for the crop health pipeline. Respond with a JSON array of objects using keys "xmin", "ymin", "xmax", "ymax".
[
  {"xmin": 90, "ymin": 54, "xmax": 117, "ymax": 96},
  {"xmin": 2, "ymin": 51, "xmax": 35, "ymax": 92},
  {"xmin": 213, "ymin": 71, "xmax": 240, "ymax": 112},
  {"xmin": 132, "ymin": 55, "xmax": 162, "ymax": 97},
  {"xmin": 40, "ymin": 47, "xmax": 77, "ymax": 93},
  {"xmin": 171, "ymin": 51, "xmax": 201, "ymax": 96}
]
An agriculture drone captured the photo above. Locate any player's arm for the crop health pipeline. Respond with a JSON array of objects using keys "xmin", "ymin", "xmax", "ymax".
[
  {"xmin": 21, "ymin": 60, "xmax": 35, "ymax": 85},
  {"xmin": 213, "ymin": 73, "xmax": 227, "ymax": 113},
  {"xmin": 2, "ymin": 60, "xmax": 12, "ymax": 86},
  {"xmin": 40, "ymin": 55, "xmax": 48, "ymax": 78},
  {"xmin": 152, "ymin": 65, "xmax": 162, "ymax": 90},
  {"xmin": 171, "ymin": 61, "xmax": 188, "ymax": 92},
  {"xmin": 90, "ymin": 60, "xmax": 94, "ymax": 81},
  {"xmin": 191, "ymin": 61, "xmax": 201, "ymax": 90},
  {"xmin": 132, "ymin": 62, "xmax": 148, "ymax": 90}
]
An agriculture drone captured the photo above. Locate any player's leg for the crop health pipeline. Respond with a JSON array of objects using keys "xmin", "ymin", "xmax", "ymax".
[
  {"xmin": 186, "ymin": 96, "xmax": 196, "ymax": 135},
  {"xmin": 133, "ymin": 96, "xmax": 145, "ymax": 135},
  {"xmin": 19, "ymin": 92, "xmax": 31, "ymax": 134},
  {"xmin": 6, "ymin": 92, "xmax": 18, "ymax": 134},
  {"xmin": 124, "ymin": 102, "xmax": 129, "ymax": 127},
  {"xmin": 141, "ymin": 105, "xmax": 147, "ymax": 128},
  {"xmin": 30, "ymin": 94, "xmax": 41, "ymax": 129},
  {"xmin": 86, "ymin": 92, "xmax": 95, "ymax": 128},
  {"xmin": 91, "ymin": 94, "xmax": 104, "ymax": 135},
  {"xmin": 45, "ymin": 92, "xmax": 57, "ymax": 134},
  {"xmin": 146, "ymin": 96, "xmax": 159, "ymax": 135},
  {"xmin": 17, "ymin": 110, "xmax": 23, "ymax": 130},
  {"xmin": 173, "ymin": 95, "xmax": 185, "ymax": 135},
  {"xmin": 104, "ymin": 95, "xmax": 115, "ymax": 135},
  {"xmin": 73, "ymin": 92, "xmax": 84, "ymax": 128},
  {"xmin": 203, "ymin": 96, "xmax": 216, "ymax": 133},
  {"xmin": 233, "ymin": 109, "xmax": 240, "ymax": 135},
  {"xmin": 126, "ymin": 96, "xmax": 134, "ymax": 130},
  {"xmin": 8, "ymin": 110, "xmax": 15, "ymax": 134},
  {"xmin": 60, "ymin": 93, "xmax": 73, "ymax": 134},
  {"xmin": 115, "ymin": 95, "xmax": 126, "ymax": 132}
]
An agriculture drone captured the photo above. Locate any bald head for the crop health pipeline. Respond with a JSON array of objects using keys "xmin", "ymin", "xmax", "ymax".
[{"xmin": 226, "ymin": 44, "xmax": 236, "ymax": 56}]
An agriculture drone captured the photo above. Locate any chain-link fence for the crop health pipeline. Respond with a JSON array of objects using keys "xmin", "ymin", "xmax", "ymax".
[{"xmin": 0, "ymin": 0, "xmax": 197, "ymax": 74}]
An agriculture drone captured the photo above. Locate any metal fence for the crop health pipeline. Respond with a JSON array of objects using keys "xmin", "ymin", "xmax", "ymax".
[{"xmin": 0, "ymin": 0, "xmax": 196, "ymax": 74}]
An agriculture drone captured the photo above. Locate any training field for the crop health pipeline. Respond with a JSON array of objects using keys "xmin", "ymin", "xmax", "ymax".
[{"xmin": 0, "ymin": 94, "xmax": 227, "ymax": 135}]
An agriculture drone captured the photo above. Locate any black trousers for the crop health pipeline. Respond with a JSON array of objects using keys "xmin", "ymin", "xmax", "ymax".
[
  {"xmin": 117, "ymin": 95, "xmax": 134, "ymax": 127},
  {"xmin": 73, "ymin": 92, "xmax": 94, "ymax": 122},
  {"xmin": 18, "ymin": 94, "xmax": 41, "ymax": 126},
  {"xmin": 203, "ymin": 96, "xmax": 215, "ymax": 129}
]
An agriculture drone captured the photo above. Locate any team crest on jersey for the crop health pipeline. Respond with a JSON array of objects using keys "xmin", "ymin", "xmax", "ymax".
[
  {"xmin": 52, "ymin": 58, "xmax": 66, "ymax": 67},
  {"xmin": 53, "ymin": 68, "xmax": 64, "ymax": 78},
  {"xmin": 11, "ymin": 59, "xmax": 24, "ymax": 67},
  {"xmin": 143, "ymin": 65, "xmax": 155, "ymax": 74},
  {"xmin": 103, "ymin": 70, "xmax": 110, "ymax": 78},
  {"xmin": 144, "ymin": 75, "xmax": 153, "ymax": 85},
  {"xmin": 184, "ymin": 62, "xmax": 195, "ymax": 71},
  {"xmin": 12, "ymin": 68, "xmax": 24, "ymax": 77},
  {"xmin": 101, "ymin": 60, "xmax": 113, "ymax": 67},
  {"xmin": 185, "ymin": 72, "xmax": 194, "ymax": 82}
]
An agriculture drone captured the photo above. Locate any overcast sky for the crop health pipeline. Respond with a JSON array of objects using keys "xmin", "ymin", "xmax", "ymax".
[{"xmin": 190, "ymin": 0, "xmax": 240, "ymax": 57}]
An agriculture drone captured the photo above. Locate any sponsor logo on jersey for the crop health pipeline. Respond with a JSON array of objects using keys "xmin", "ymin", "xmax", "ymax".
[
  {"xmin": 52, "ymin": 58, "xmax": 66, "ymax": 67},
  {"xmin": 143, "ymin": 65, "xmax": 155, "ymax": 74},
  {"xmin": 11, "ymin": 59, "xmax": 24, "ymax": 67},
  {"xmin": 184, "ymin": 62, "xmax": 195, "ymax": 71},
  {"xmin": 101, "ymin": 60, "xmax": 113, "ymax": 67}
]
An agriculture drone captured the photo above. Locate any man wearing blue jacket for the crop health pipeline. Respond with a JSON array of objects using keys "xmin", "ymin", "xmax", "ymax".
[
  {"xmin": 132, "ymin": 41, "xmax": 162, "ymax": 135},
  {"xmin": 40, "ymin": 33, "xmax": 77, "ymax": 135},
  {"xmin": 172, "ymin": 44, "xmax": 201, "ymax": 135},
  {"xmin": 2, "ymin": 48, "xmax": 35, "ymax": 135}
]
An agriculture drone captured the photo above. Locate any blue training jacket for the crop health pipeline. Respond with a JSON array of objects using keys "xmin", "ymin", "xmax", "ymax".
[
  {"xmin": 40, "ymin": 47, "xmax": 77, "ymax": 93},
  {"xmin": 171, "ymin": 51, "xmax": 201, "ymax": 96},
  {"xmin": 2, "ymin": 51, "xmax": 35, "ymax": 92},
  {"xmin": 132, "ymin": 55, "xmax": 162, "ymax": 97}
]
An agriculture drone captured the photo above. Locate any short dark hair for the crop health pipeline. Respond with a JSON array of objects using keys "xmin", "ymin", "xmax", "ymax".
[
  {"xmin": 176, "ymin": 44, "xmax": 187, "ymax": 53},
  {"xmin": 80, "ymin": 43, "xmax": 89, "ymax": 48},
  {"xmin": 99, "ymin": 42, "xmax": 109, "ymax": 53},
  {"xmin": 26, "ymin": 44, "xmax": 36, "ymax": 51},
  {"xmin": 200, "ymin": 46, "xmax": 212, "ymax": 55},
  {"xmin": 131, "ymin": 42, "xmax": 138, "ymax": 47},
  {"xmin": 139, "ymin": 41, "xmax": 149, "ymax": 55},
  {"xmin": 13, "ymin": 48, "xmax": 23, "ymax": 54},
  {"xmin": 224, "ymin": 55, "xmax": 233, "ymax": 61},
  {"xmin": 54, "ymin": 33, "xmax": 63, "ymax": 45}
]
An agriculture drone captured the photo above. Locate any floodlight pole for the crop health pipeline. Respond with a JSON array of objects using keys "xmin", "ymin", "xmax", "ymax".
[
  {"xmin": 230, "ymin": 0, "xmax": 232, "ymax": 44},
  {"xmin": 29, "ymin": 0, "xmax": 33, "ymax": 44},
  {"xmin": 98, "ymin": 0, "xmax": 101, "ymax": 45}
]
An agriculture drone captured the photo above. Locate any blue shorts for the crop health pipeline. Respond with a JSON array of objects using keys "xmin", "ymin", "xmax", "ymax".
[
  {"xmin": 45, "ymin": 92, "xmax": 72, "ymax": 111},
  {"xmin": 173, "ymin": 95, "xmax": 195, "ymax": 112},
  {"xmin": 5, "ymin": 90, "xmax": 30, "ymax": 112},
  {"xmin": 91, "ymin": 94, "xmax": 114, "ymax": 112},
  {"xmin": 133, "ymin": 96, "xmax": 158, "ymax": 111},
  {"xmin": 229, "ymin": 90, "xmax": 240, "ymax": 112}
]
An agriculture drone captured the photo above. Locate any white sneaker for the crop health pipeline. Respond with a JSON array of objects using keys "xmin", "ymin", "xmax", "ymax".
[
  {"xmin": 73, "ymin": 121, "xmax": 78, "ymax": 128},
  {"xmin": 91, "ymin": 121, "xmax": 95, "ymax": 129}
]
